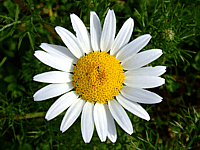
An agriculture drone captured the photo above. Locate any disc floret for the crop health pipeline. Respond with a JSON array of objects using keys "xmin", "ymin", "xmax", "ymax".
[{"xmin": 72, "ymin": 51, "xmax": 125, "ymax": 104}]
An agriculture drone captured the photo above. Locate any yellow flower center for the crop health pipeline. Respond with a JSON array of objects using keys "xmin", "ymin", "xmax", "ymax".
[{"xmin": 72, "ymin": 51, "xmax": 125, "ymax": 104}]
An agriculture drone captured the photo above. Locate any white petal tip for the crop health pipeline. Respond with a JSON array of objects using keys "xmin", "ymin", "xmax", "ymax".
[
  {"xmin": 45, "ymin": 116, "xmax": 50, "ymax": 121},
  {"xmin": 55, "ymin": 26, "xmax": 62, "ymax": 32},
  {"xmin": 33, "ymin": 96, "xmax": 38, "ymax": 101},
  {"xmin": 100, "ymin": 139, "xmax": 106, "ymax": 142},
  {"xmin": 157, "ymin": 96, "xmax": 163, "ymax": 102},
  {"xmin": 55, "ymin": 26, "xmax": 61, "ymax": 29},
  {"xmin": 39, "ymin": 43, "xmax": 44, "ymax": 48},
  {"xmin": 146, "ymin": 116, "xmax": 150, "ymax": 121},
  {"xmin": 128, "ymin": 18, "xmax": 134, "ymax": 24},
  {"xmin": 33, "ymin": 51, "xmax": 37, "ymax": 56},
  {"xmin": 151, "ymin": 98, "xmax": 162, "ymax": 104},
  {"xmin": 128, "ymin": 131, "xmax": 133, "ymax": 135},
  {"xmin": 54, "ymin": 26, "xmax": 59, "ymax": 30},
  {"xmin": 84, "ymin": 141, "xmax": 90, "ymax": 143},
  {"xmin": 127, "ymin": 127, "xmax": 134, "ymax": 135},
  {"xmin": 33, "ymin": 76, "xmax": 36, "ymax": 81},
  {"xmin": 157, "ymin": 49, "xmax": 163, "ymax": 55},
  {"xmin": 110, "ymin": 139, "xmax": 117, "ymax": 143},
  {"xmin": 83, "ymin": 137, "xmax": 91, "ymax": 143},
  {"xmin": 33, "ymin": 99, "xmax": 41, "ymax": 102},
  {"xmin": 33, "ymin": 93, "xmax": 46, "ymax": 101},
  {"xmin": 146, "ymin": 34, "xmax": 152, "ymax": 41},
  {"xmin": 146, "ymin": 34, "xmax": 152, "ymax": 38},
  {"xmin": 45, "ymin": 113, "xmax": 53, "ymax": 121},
  {"xmin": 109, "ymin": 137, "xmax": 117, "ymax": 143}
]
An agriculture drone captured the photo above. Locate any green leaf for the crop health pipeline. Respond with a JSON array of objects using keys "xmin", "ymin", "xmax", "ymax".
[
  {"xmin": 4, "ymin": 75, "xmax": 16, "ymax": 83},
  {"xmin": 19, "ymin": 143, "xmax": 33, "ymax": 150},
  {"xmin": 27, "ymin": 32, "xmax": 34, "ymax": 50}
]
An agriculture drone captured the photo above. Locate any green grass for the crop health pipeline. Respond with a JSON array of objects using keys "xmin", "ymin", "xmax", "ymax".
[{"xmin": 0, "ymin": 0, "xmax": 200, "ymax": 149}]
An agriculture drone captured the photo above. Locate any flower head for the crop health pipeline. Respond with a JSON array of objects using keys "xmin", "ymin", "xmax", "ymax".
[{"xmin": 33, "ymin": 10, "xmax": 166, "ymax": 143}]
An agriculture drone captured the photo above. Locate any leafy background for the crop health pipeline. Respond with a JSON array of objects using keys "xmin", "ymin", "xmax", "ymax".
[{"xmin": 0, "ymin": 0, "xmax": 200, "ymax": 149}]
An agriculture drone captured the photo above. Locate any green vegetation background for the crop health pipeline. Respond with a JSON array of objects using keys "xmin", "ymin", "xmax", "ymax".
[{"xmin": 0, "ymin": 0, "xmax": 200, "ymax": 149}]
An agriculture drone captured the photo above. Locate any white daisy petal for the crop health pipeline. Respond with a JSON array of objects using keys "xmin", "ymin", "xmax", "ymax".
[
  {"xmin": 55, "ymin": 26, "xmax": 84, "ymax": 58},
  {"xmin": 104, "ymin": 104, "xmax": 117, "ymax": 143},
  {"xmin": 90, "ymin": 11, "xmax": 101, "ymax": 52},
  {"xmin": 121, "ymin": 49, "xmax": 163, "ymax": 70},
  {"xmin": 125, "ymin": 66, "xmax": 167, "ymax": 77},
  {"xmin": 108, "ymin": 99, "xmax": 133, "ymax": 135},
  {"xmin": 110, "ymin": 18, "xmax": 134, "ymax": 56},
  {"xmin": 40, "ymin": 43, "xmax": 77, "ymax": 64},
  {"xmin": 100, "ymin": 10, "xmax": 116, "ymax": 52},
  {"xmin": 81, "ymin": 101, "xmax": 94, "ymax": 143},
  {"xmin": 116, "ymin": 34, "xmax": 151, "ymax": 62},
  {"xmin": 60, "ymin": 98, "xmax": 85, "ymax": 132},
  {"xmin": 33, "ymin": 83, "xmax": 73, "ymax": 101},
  {"xmin": 124, "ymin": 76, "xmax": 165, "ymax": 88},
  {"xmin": 45, "ymin": 91, "xmax": 79, "ymax": 120},
  {"xmin": 94, "ymin": 103, "xmax": 108, "ymax": 142},
  {"xmin": 70, "ymin": 14, "xmax": 92, "ymax": 54},
  {"xmin": 33, "ymin": 71, "xmax": 72, "ymax": 83},
  {"xmin": 34, "ymin": 50, "xmax": 73, "ymax": 72},
  {"xmin": 121, "ymin": 86, "xmax": 162, "ymax": 104},
  {"xmin": 116, "ymin": 93, "xmax": 150, "ymax": 121}
]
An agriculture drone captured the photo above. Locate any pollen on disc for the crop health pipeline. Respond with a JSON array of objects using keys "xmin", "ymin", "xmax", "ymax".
[{"xmin": 72, "ymin": 51, "xmax": 125, "ymax": 104}]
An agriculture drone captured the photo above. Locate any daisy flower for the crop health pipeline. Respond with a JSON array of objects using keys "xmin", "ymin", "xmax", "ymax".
[{"xmin": 33, "ymin": 9, "xmax": 166, "ymax": 143}]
